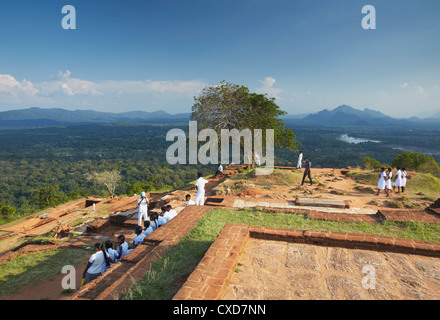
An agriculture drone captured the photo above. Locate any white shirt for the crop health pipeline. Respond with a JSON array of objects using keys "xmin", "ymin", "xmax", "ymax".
[
  {"xmin": 88, "ymin": 251, "xmax": 109, "ymax": 274},
  {"xmin": 150, "ymin": 220, "xmax": 160, "ymax": 231},
  {"xmin": 187, "ymin": 200, "xmax": 195, "ymax": 206},
  {"xmin": 137, "ymin": 197, "xmax": 148, "ymax": 214},
  {"xmin": 163, "ymin": 211, "xmax": 173, "ymax": 222},
  {"xmin": 169, "ymin": 209, "xmax": 178, "ymax": 218},
  {"xmin": 196, "ymin": 177, "xmax": 209, "ymax": 194},
  {"xmin": 218, "ymin": 165, "xmax": 223, "ymax": 172},
  {"xmin": 117, "ymin": 242, "xmax": 129, "ymax": 258},
  {"xmin": 144, "ymin": 225, "xmax": 154, "ymax": 236},
  {"xmin": 133, "ymin": 232, "xmax": 146, "ymax": 246},
  {"xmin": 158, "ymin": 215, "xmax": 167, "ymax": 226},
  {"xmin": 106, "ymin": 248, "xmax": 118, "ymax": 261}
]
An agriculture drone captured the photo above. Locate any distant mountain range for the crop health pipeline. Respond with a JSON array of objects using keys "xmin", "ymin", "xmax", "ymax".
[
  {"xmin": 282, "ymin": 105, "xmax": 440, "ymax": 128},
  {"xmin": 0, "ymin": 107, "xmax": 191, "ymax": 128},
  {"xmin": 0, "ymin": 105, "xmax": 439, "ymax": 128}
]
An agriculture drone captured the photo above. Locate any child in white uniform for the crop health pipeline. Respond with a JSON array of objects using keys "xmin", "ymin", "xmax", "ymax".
[
  {"xmin": 401, "ymin": 168, "xmax": 407, "ymax": 192},
  {"xmin": 376, "ymin": 168, "xmax": 386, "ymax": 196},
  {"xmin": 385, "ymin": 168, "xmax": 392, "ymax": 197},
  {"xmin": 102, "ymin": 240, "xmax": 118, "ymax": 273},
  {"xmin": 186, "ymin": 194, "xmax": 195, "ymax": 206},
  {"xmin": 116, "ymin": 235, "xmax": 132, "ymax": 262},
  {"xmin": 133, "ymin": 225, "xmax": 146, "ymax": 246},
  {"xmin": 143, "ymin": 220, "xmax": 154, "ymax": 236},
  {"xmin": 393, "ymin": 167, "xmax": 402, "ymax": 193},
  {"xmin": 83, "ymin": 243, "xmax": 113, "ymax": 285}
]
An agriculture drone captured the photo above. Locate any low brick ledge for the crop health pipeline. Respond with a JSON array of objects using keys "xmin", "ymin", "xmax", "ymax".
[{"xmin": 173, "ymin": 223, "xmax": 440, "ymax": 300}]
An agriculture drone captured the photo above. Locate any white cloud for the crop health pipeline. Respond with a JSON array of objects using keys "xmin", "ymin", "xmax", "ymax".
[
  {"xmin": 0, "ymin": 74, "xmax": 40, "ymax": 96},
  {"xmin": 257, "ymin": 76, "xmax": 282, "ymax": 100},
  {"xmin": 0, "ymin": 71, "xmax": 209, "ymax": 110},
  {"xmin": 400, "ymin": 82, "xmax": 409, "ymax": 88},
  {"xmin": 37, "ymin": 70, "xmax": 103, "ymax": 96},
  {"xmin": 414, "ymin": 86, "xmax": 425, "ymax": 94},
  {"xmin": 98, "ymin": 79, "xmax": 207, "ymax": 97}
]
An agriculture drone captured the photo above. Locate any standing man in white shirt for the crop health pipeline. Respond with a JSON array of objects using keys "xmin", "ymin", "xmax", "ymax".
[
  {"xmin": 195, "ymin": 172, "xmax": 209, "ymax": 206},
  {"xmin": 297, "ymin": 151, "xmax": 303, "ymax": 169},
  {"xmin": 137, "ymin": 191, "xmax": 149, "ymax": 228}
]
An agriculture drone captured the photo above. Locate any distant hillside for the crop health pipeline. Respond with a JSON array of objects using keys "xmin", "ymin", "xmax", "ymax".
[
  {"xmin": 300, "ymin": 105, "xmax": 392, "ymax": 126},
  {"xmin": 0, "ymin": 107, "xmax": 190, "ymax": 127},
  {"xmin": 287, "ymin": 105, "xmax": 440, "ymax": 128},
  {"xmin": 1, "ymin": 105, "xmax": 439, "ymax": 129}
]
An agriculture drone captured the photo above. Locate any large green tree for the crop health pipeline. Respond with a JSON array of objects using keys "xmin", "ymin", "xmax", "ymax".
[{"xmin": 191, "ymin": 82, "xmax": 298, "ymax": 166}]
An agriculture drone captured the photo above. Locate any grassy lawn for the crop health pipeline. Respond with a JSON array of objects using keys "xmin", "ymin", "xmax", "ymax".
[
  {"xmin": 124, "ymin": 208, "xmax": 440, "ymax": 300},
  {"xmin": 0, "ymin": 247, "xmax": 93, "ymax": 296}
]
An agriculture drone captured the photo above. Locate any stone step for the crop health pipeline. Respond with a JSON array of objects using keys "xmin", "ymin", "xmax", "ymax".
[{"xmin": 295, "ymin": 198, "xmax": 347, "ymax": 209}]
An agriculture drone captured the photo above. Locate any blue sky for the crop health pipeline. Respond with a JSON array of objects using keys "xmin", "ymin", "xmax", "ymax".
[{"xmin": 0, "ymin": 0, "xmax": 439, "ymax": 117}]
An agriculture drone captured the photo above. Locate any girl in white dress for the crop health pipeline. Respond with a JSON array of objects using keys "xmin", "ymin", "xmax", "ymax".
[
  {"xmin": 392, "ymin": 167, "xmax": 402, "ymax": 193},
  {"xmin": 385, "ymin": 168, "xmax": 392, "ymax": 197},
  {"xmin": 376, "ymin": 168, "xmax": 386, "ymax": 196},
  {"xmin": 401, "ymin": 167, "xmax": 407, "ymax": 192}
]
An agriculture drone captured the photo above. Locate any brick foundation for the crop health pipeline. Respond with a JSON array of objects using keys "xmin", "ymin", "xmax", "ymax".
[{"xmin": 173, "ymin": 223, "xmax": 440, "ymax": 300}]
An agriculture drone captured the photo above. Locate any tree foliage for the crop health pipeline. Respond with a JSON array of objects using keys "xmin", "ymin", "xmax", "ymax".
[
  {"xmin": 392, "ymin": 152, "xmax": 440, "ymax": 176},
  {"xmin": 191, "ymin": 82, "xmax": 298, "ymax": 164},
  {"xmin": 362, "ymin": 156, "xmax": 386, "ymax": 170}
]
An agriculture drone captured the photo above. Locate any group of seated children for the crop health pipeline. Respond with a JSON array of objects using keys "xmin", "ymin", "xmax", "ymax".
[{"xmin": 83, "ymin": 204, "xmax": 179, "ymax": 285}]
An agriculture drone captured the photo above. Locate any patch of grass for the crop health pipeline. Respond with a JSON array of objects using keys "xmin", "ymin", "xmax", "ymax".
[
  {"xmin": 406, "ymin": 173, "xmax": 440, "ymax": 198},
  {"xmin": 124, "ymin": 208, "xmax": 440, "ymax": 300},
  {"xmin": 61, "ymin": 288, "xmax": 75, "ymax": 295},
  {"xmin": 385, "ymin": 200, "xmax": 405, "ymax": 209},
  {"xmin": 0, "ymin": 247, "xmax": 92, "ymax": 296},
  {"xmin": 354, "ymin": 185, "xmax": 376, "ymax": 194},
  {"xmin": 347, "ymin": 169, "xmax": 379, "ymax": 185}
]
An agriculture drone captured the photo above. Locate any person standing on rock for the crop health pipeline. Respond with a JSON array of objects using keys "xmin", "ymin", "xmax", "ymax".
[
  {"xmin": 376, "ymin": 168, "xmax": 386, "ymax": 196},
  {"xmin": 195, "ymin": 172, "xmax": 209, "ymax": 206},
  {"xmin": 297, "ymin": 151, "xmax": 303, "ymax": 169},
  {"xmin": 137, "ymin": 191, "xmax": 149, "ymax": 228},
  {"xmin": 300, "ymin": 158, "xmax": 313, "ymax": 186}
]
